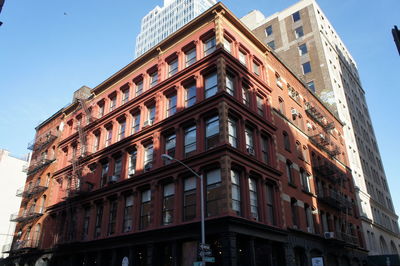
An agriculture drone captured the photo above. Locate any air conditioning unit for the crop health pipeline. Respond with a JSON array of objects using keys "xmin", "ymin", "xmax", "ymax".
[
  {"xmin": 319, "ymin": 133, "xmax": 326, "ymax": 140},
  {"xmin": 291, "ymin": 109, "xmax": 299, "ymax": 117},
  {"xmin": 324, "ymin": 232, "xmax": 335, "ymax": 239},
  {"xmin": 108, "ymin": 175, "xmax": 118, "ymax": 183},
  {"xmin": 307, "ymin": 227, "xmax": 314, "ymax": 233},
  {"xmin": 247, "ymin": 147, "xmax": 255, "ymax": 155},
  {"xmin": 143, "ymin": 119, "xmax": 153, "ymax": 127},
  {"xmin": 276, "ymin": 80, "xmax": 283, "ymax": 88},
  {"xmin": 128, "ymin": 169, "xmax": 135, "ymax": 176}
]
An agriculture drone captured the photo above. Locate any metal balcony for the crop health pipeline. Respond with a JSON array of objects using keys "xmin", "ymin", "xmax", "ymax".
[
  {"xmin": 318, "ymin": 189, "xmax": 352, "ymax": 212},
  {"xmin": 16, "ymin": 184, "xmax": 48, "ymax": 198},
  {"xmin": 26, "ymin": 158, "xmax": 55, "ymax": 176},
  {"xmin": 28, "ymin": 131, "xmax": 58, "ymax": 151},
  {"xmin": 325, "ymin": 231, "xmax": 359, "ymax": 246},
  {"xmin": 10, "ymin": 208, "xmax": 43, "ymax": 223},
  {"xmin": 312, "ymin": 162, "xmax": 344, "ymax": 184},
  {"xmin": 10, "ymin": 239, "xmax": 38, "ymax": 252}
]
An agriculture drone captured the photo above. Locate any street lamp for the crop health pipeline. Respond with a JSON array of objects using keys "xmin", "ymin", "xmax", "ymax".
[{"xmin": 161, "ymin": 154, "xmax": 206, "ymax": 265}]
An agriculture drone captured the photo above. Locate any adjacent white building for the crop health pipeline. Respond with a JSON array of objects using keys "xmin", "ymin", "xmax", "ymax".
[
  {"xmin": 241, "ymin": 0, "xmax": 400, "ymax": 256},
  {"xmin": 135, "ymin": 0, "xmax": 216, "ymax": 57},
  {"xmin": 0, "ymin": 149, "xmax": 29, "ymax": 257}
]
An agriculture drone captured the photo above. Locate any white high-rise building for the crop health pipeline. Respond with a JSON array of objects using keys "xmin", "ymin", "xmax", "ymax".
[
  {"xmin": 0, "ymin": 149, "xmax": 29, "ymax": 258},
  {"xmin": 135, "ymin": 0, "xmax": 216, "ymax": 57},
  {"xmin": 242, "ymin": 0, "xmax": 400, "ymax": 257}
]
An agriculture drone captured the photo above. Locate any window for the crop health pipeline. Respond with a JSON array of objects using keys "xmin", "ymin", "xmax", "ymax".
[
  {"xmin": 245, "ymin": 127, "xmax": 255, "ymax": 155},
  {"xmin": 168, "ymin": 58, "xmax": 178, "ymax": 77},
  {"xmin": 283, "ymin": 131, "xmax": 290, "ymax": 151},
  {"xmin": 291, "ymin": 198, "xmax": 299, "ymax": 228},
  {"xmin": 122, "ymin": 89, "xmax": 130, "ymax": 104},
  {"xmin": 94, "ymin": 204, "xmax": 103, "ymax": 238},
  {"xmin": 205, "ymin": 116, "xmax": 219, "ymax": 150},
  {"xmin": 249, "ymin": 178, "xmax": 258, "ymax": 220},
  {"xmin": 98, "ymin": 102, "xmax": 105, "ymax": 118},
  {"xmin": 166, "ymin": 93, "xmax": 177, "ymax": 117},
  {"xmin": 204, "ymin": 36, "xmax": 216, "ymax": 56},
  {"xmin": 242, "ymin": 84, "xmax": 250, "ymax": 106},
  {"xmin": 226, "ymin": 73, "xmax": 235, "ymax": 96},
  {"xmin": 266, "ymin": 184, "xmax": 275, "ymax": 225},
  {"xmin": 82, "ymin": 207, "xmax": 90, "ymax": 240},
  {"xmin": 253, "ymin": 62, "xmax": 260, "ymax": 76},
  {"xmin": 185, "ymin": 83, "xmax": 196, "ymax": 107},
  {"xmin": 109, "ymin": 95, "xmax": 117, "ymax": 112},
  {"xmin": 183, "ymin": 177, "xmax": 196, "ymax": 221},
  {"xmin": 300, "ymin": 169, "xmax": 311, "ymax": 193},
  {"xmin": 256, "ymin": 95, "xmax": 264, "ymax": 116},
  {"xmin": 123, "ymin": 195, "xmax": 134, "ymax": 232},
  {"xmin": 135, "ymin": 80, "xmax": 144, "ymax": 96},
  {"xmin": 184, "ymin": 125, "xmax": 196, "ymax": 157},
  {"xmin": 278, "ymin": 97, "xmax": 285, "ymax": 115},
  {"xmin": 150, "ymin": 71, "xmax": 158, "ymax": 88},
  {"xmin": 101, "ymin": 162, "xmax": 109, "ymax": 187},
  {"xmin": 205, "ymin": 72, "xmax": 218, "ymax": 98},
  {"xmin": 231, "ymin": 170, "xmax": 241, "ymax": 215},
  {"xmin": 286, "ymin": 161, "xmax": 294, "ymax": 184},
  {"xmin": 105, "ymin": 127, "xmax": 113, "ymax": 147},
  {"xmin": 228, "ymin": 117, "xmax": 238, "ymax": 148},
  {"xmin": 145, "ymin": 105, "xmax": 155, "ymax": 126},
  {"xmin": 302, "ymin": 62, "xmax": 312, "ymax": 74},
  {"xmin": 296, "ymin": 141, "xmax": 302, "ymax": 159},
  {"xmin": 185, "ymin": 47, "xmax": 196, "ymax": 67},
  {"xmin": 261, "ymin": 135, "xmax": 270, "ymax": 165},
  {"xmin": 292, "ymin": 11, "xmax": 301, "ymax": 22},
  {"xmin": 93, "ymin": 133, "xmax": 100, "ymax": 152},
  {"xmin": 307, "ymin": 81, "xmax": 315, "ymax": 93},
  {"xmin": 107, "ymin": 199, "xmax": 118, "ymax": 235},
  {"xmin": 305, "ymin": 204, "xmax": 314, "ymax": 233},
  {"xmin": 143, "ymin": 144, "xmax": 153, "ymax": 172},
  {"xmin": 239, "ymin": 50, "xmax": 247, "ymax": 65},
  {"xmin": 267, "ymin": 41, "xmax": 275, "ymax": 50},
  {"xmin": 265, "ymin": 25, "xmax": 273, "ymax": 36},
  {"xmin": 206, "ymin": 169, "xmax": 222, "ymax": 217},
  {"xmin": 113, "ymin": 157, "xmax": 122, "ymax": 181},
  {"xmin": 162, "ymin": 183, "xmax": 175, "ymax": 225},
  {"xmin": 118, "ymin": 120, "xmax": 126, "ymax": 141},
  {"xmin": 295, "ymin": 26, "xmax": 304, "ymax": 39},
  {"xmin": 140, "ymin": 190, "xmax": 151, "ymax": 229},
  {"xmin": 131, "ymin": 113, "xmax": 141, "ymax": 134},
  {"xmin": 165, "ymin": 134, "xmax": 176, "ymax": 160},
  {"xmin": 128, "ymin": 150, "xmax": 137, "ymax": 176},
  {"xmin": 299, "ymin": 43, "xmax": 308, "ymax": 55},
  {"xmin": 223, "ymin": 37, "xmax": 231, "ymax": 53}
]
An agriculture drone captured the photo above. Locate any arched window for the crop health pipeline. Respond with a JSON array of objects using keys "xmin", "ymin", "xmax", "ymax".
[
  {"xmin": 391, "ymin": 241, "xmax": 398, "ymax": 254},
  {"xmin": 283, "ymin": 131, "xmax": 290, "ymax": 151},
  {"xmin": 34, "ymin": 224, "xmax": 41, "ymax": 247},
  {"xmin": 278, "ymin": 97, "xmax": 285, "ymax": 115},
  {"xmin": 380, "ymin": 236, "xmax": 389, "ymax": 254},
  {"xmin": 40, "ymin": 195, "xmax": 46, "ymax": 213}
]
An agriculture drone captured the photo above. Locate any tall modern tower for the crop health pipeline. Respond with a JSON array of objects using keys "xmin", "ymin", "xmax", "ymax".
[
  {"xmin": 135, "ymin": 0, "xmax": 216, "ymax": 57},
  {"xmin": 241, "ymin": 0, "xmax": 400, "ymax": 257}
]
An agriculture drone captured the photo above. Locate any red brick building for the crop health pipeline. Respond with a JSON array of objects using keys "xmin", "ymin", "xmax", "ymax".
[{"xmin": 5, "ymin": 3, "xmax": 368, "ymax": 266}]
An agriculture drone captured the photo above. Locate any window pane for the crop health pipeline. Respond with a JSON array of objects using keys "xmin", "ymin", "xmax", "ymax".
[
  {"xmin": 205, "ymin": 73, "xmax": 218, "ymax": 98},
  {"xmin": 302, "ymin": 62, "xmax": 312, "ymax": 74},
  {"xmin": 204, "ymin": 37, "xmax": 216, "ymax": 56},
  {"xmin": 226, "ymin": 74, "xmax": 235, "ymax": 96},
  {"xmin": 186, "ymin": 48, "xmax": 196, "ymax": 67},
  {"xmin": 206, "ymin": 169, "xmax": 221, "ymax": 185},
  {"xmin": 185, "ymin": 84, "xmax": 196, "ymax": 107},
  {"xmin": 265, "ymin": 25, "xmax": 273, "ymax": 36}
]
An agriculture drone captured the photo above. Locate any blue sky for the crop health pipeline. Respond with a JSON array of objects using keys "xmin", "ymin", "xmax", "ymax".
[{"xmin": 0, "ymin": 0, "xmax": 399, "ymax": 214}]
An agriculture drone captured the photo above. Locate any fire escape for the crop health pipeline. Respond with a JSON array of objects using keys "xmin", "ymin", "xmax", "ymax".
[
  {"xmin": 66, "ymin": 98, "xmax": 95, "ymax": 198},
  {"xmin": 305, "ymin": 101, "xmax": 341, "ymax": 158}
]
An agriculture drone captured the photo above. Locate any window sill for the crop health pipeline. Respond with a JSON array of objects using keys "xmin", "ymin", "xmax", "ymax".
[
  {"xmin": 301, "ymin": 189, "xmax": 314, "ymax": 196},
  {"xmin": 288, "ymin": 182, "xmax": 297, "ymax": 188}
]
